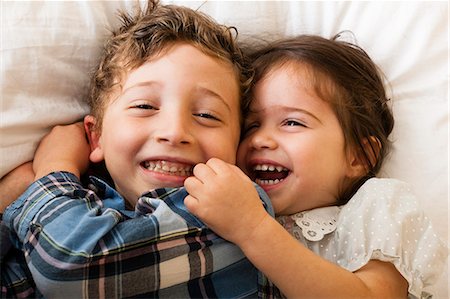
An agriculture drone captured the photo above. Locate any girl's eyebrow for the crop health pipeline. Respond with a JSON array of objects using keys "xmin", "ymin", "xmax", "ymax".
[
  {"xmin": 282, "ymin": 106, "xmax": 322, "ymax": 124},
  {"xmin": 250, "ymin": 105, "xmax": 322, "ymax": 124}
]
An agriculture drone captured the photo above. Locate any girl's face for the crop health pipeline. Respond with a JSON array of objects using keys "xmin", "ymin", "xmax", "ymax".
[
  {"xmin": 88, "ymin": 43, "xmax": 241, "ymax": 206},
  {"xmin": 237, "ymin": 64, "xmax": 356, "ymax": 215}
]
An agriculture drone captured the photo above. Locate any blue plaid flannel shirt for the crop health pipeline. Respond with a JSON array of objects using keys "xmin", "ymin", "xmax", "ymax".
[{"xmin": 1, "ymin": 171, "xmax": 273, "ymax": 298}]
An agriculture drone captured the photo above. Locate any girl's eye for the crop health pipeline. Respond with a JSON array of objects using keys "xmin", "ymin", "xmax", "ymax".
[
  {"xmin": 194, "ymin": 113, "xmax": 220, "ymax": 121},
  {"xmin": 284, "ymin": 119, "xmax": 306, "ymax": 127},
  {"xmin": 242, "ymin": 122, "xmax": 259, "ymax": 135}
]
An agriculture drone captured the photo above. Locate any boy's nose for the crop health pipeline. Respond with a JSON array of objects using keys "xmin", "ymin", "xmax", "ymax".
[{"xmin": 154, "ymin": 116, "xmax": 194, "ymax": 145}]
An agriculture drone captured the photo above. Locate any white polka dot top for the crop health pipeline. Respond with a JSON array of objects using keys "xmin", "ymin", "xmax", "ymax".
[{"xmin": 277, "ymin": 178, "xmax": 448, "ymax": 299}]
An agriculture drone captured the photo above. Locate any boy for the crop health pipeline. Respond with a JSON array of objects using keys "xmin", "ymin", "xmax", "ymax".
[{"xmin": 1, "ymin": 0, "xmax": 272, "ymax": 297}]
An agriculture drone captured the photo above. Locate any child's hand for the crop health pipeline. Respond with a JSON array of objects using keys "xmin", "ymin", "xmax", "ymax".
[
  {"xmin": 33, "ymin": 122, "xmax": 91, "ymax": 180},
  {"xmin": 0, "ymin": 162, "xmax": 34, "ymax": 212},
  {"xmin": 184, "ymin": 158, "xmax": 269, "ymax": 246}
]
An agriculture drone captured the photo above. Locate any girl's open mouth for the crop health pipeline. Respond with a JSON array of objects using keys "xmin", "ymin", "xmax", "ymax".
[{"xmin": 252, "ymin": 164, "xmax": 290, "ymax": 186}]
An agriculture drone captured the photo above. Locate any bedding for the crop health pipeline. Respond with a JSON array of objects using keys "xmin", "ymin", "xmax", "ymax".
[{"xmin": 1, "ymin": 1, "xmax": 448, "ymax": 297}]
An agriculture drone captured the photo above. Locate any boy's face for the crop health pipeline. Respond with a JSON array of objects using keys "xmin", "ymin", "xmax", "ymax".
[
  {"xmin": 88, "ymin": 43, "xmax": 241, "ymax": 206},
  {"xmin": 237, "ymin": 64, "xmax": 356, "ymax": 215}
]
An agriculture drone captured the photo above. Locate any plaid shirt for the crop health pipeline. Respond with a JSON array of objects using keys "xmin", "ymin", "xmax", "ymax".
[{"xmin": 1, "ymin": 171, "xmax": 273, "ymax": 298}]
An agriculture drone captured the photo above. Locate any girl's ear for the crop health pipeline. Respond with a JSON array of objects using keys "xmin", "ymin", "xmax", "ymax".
[
  {"xmin": 84, "ymin": 115, "xmax": 104, "ymax": 163},
  {"xmin": 347, "ymin": 136, "xmax": 381, "ymax": 178}
]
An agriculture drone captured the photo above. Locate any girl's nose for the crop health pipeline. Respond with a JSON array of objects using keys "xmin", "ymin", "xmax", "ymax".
[{"xmin": 248, "ymin": 129, "xmax": 277, "ymax": 150}]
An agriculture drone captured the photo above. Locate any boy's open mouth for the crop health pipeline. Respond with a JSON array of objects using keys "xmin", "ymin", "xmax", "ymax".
[
  {"xmin": 141, "ymin": 160, "xmax": 193, "ymax": 177},
  {"xmin": 252, "ymin": 164, "xmax": 290, "ymax": 185}
]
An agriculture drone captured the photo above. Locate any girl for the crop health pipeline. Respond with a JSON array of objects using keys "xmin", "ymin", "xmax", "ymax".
[{"xmin": 184, "ymin": 34, "xmax": 448, "ymax": 298}]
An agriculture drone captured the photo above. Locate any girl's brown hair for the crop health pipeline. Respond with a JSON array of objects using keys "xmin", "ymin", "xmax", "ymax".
[
  {"xmin": 250, "ymin": 34, "xmax": 394, "ymax": 204},
  {"xmin": 89, "ymin": 0, "xmax": 253, "ymax": 130}
]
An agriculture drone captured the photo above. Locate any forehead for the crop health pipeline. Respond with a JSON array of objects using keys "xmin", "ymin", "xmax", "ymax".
[
  {"xmin": 109, "ymin": 42, "xmax": 241, "ymax": 108},
  {"xmin": 248, "ymin": 62, "xmax": 339, "ymax": 121},
  {"xmin": 252, "ymin": 60, "xmax": 336, "ymax": 107},
  {"xmin": 138, "ymin": 43, "xmax": 235, "ymax": 76},
  {"xmin": 252, "ymin": 62, "xmax": 313, "ymax": 103}
]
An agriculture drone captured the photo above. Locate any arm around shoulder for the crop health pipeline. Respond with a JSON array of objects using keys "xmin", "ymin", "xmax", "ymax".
[
  {"xmin": 33, "ymin": 122, "xmax": 90, "ymax": 180},
  {"xmin": 0, "ymin": 161, "xmax": 34, "ymax": 213}
]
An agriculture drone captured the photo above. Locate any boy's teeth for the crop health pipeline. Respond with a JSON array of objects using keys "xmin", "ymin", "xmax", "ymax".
[{"xmin": 143, "ymin": 160, "xmax": 192, "ymax": 176}]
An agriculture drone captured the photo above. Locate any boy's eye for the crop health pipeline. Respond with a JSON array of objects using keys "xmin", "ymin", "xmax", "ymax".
[
  {"xmin": 194, "ymin": 113, "xmax": 220, "ymax": 121},
  {"xmin": 133, "ymin": 103, "xmax": 157, "ymax": 110}
]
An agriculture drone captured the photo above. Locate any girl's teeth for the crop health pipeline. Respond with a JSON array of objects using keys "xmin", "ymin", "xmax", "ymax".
[
  {"xmin": 255, "ymin": 178, "xmax": 284, "ymax": 185},
  {"xmin": 253, "ymin": 164, "xmax": 288, "ymax": 172}
]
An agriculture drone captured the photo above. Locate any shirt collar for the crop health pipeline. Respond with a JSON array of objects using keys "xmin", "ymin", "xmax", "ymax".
[
  {"xmin": 278, "ymin": 206, "xmax": 341, "ymax": 241},
  {"xmin": 88, "ymin": 176, "xmax": 185, "ymax": 216}
]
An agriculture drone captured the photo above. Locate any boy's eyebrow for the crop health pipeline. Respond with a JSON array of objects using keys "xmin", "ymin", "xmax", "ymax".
[
  {"xmin": 122, "ymin": 81, "xmax": 161, "ymax": 94},
  {"xmin": 195, "ymin": 86, "xmax": 231, "ymax": 112}
]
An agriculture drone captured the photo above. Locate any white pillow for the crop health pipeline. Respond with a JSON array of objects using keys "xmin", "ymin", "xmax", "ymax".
[
  {"xmin": 1, "ymin": 1, "xmax": 448, "ymax": 297},
  {"xmin": 1, "ymin": 1, "xmax": 130, "ymax": 178}
]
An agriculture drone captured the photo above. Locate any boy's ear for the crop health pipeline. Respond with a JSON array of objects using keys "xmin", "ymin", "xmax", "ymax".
[
  {"xmin": 84, "ymin": 115, "xmax": 104, "ymax": 163},
  {"xmin": 347, "ymin": 136, "xmax": 381, "ymax": 178}
]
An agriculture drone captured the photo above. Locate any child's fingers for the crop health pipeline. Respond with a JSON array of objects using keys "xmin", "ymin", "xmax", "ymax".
[
  {"xmin": 184, "ymin": 194, "xmax": 199, "ymax": 214},
  {"xmin": 205, "ymin": 158, "xmax": 242, "ymax": 179},
  {"xmin": 192, "ymin": 162, "xmax": 217, "ymax": 182},
  {"xmin": 184, "ymin": 176, "xmax": 203, "ymax": 195},
  {"xmin": 207, "ymin": 158, "xmax": 250, "ymax": 182},
  {"xmin": 205, "ymin": 157, "xmax": 230, "ymax": 172}
]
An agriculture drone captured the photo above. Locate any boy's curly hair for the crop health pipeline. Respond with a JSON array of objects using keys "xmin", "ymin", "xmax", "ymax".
[{"xmin": 89, "ymin": 0, "xmax": 253, "ymax": 130}]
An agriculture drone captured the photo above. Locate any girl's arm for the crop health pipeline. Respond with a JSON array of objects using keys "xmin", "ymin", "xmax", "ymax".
[
  {"xmin": 240, "ymin": 212, "xmax": 408, "ymax": 298},
  {"xmin": 184, "ymin": 158, "xmax": 408, "ymax": 298},
  {"xmin": 33, "ymin": 122, "xmax": 90, "ymax": 180},
  {"xmin": 1, "ymin": 122, "xmax": 90, "ymax": 214},
  {"xmin": 0, "ymin": 162, "xmax": 34, "ymax": 213}
]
